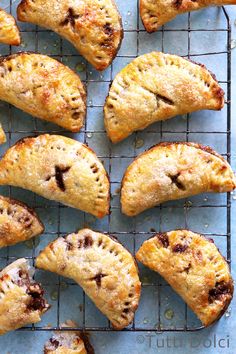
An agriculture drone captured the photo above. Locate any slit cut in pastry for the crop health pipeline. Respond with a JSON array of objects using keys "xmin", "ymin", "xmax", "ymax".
[
  {"xmin": 136, "ymin": 230, "xmax": 234, "ymax": 327},
  {"xmin": 0, "ymin": 8, "xmax": 21, "ymax": 45},
  {"xmin": 121, "ymin": 142, "xmax": 236, "ymax": 216},
  {"xmin": 140, "ymin": 1, "xmax": 236, "ymax": 33},
  {"xmin": 0, "ymin": 258, "xmax": 50, "ymax": 335},
  {"xmin": 0, "ymin": 135, "xmax": 110, "ymax": 218},
  {"xmin": 0, "ymin": 124, "xmax": 6, "ymax": 145},
  {"xmin": 36, "ymin": 229, "xmax": 141, "ymax": 329},
  {"xmin": 0, "ymin": 53, "xmax": 86, "ymax": 132},
  {"xmin": 104, "ymin": 52, "xmax": 224, "ymax": 143},
  {"xmin": 44, "ymin": 330, "xmax": 94, "ymax": 354},
  {"xmin": 17, "ymin": 0, "xmax": 123, "ymax": 71},
  {"xmin": 0, "ymin": 195, "xmax": 44, "ymax": 248}
]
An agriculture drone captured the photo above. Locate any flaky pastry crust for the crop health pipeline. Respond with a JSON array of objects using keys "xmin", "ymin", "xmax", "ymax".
[
  {"xmin": 140, "ymin": 0, "xmax": 236, "ymax": 33},
  {"xmin": 0, "ymin": 258, "xmax": 50, "ymax": 335},
  {"xmin": 104, "ymin": 52, "xmax": 224, "ymax": 143},
  {"xmin": 17, "ymin": 0, "xmax": 123, "ymax": 70},
  {"xmin": 0, "ymin": 135, "xmax": 110, "ymax": 218},
  {"xmin": 0, "ymin": 8, "xmax": 21, "ymax": 45},
  {"xmin": 0, "ymin": 124, "xmax": 6, "ymax": 145},
  {"xmin": 36, "ymin": 229, "xmax": 141, "ymax": 330},
  {"xmin": 0, "ymin": 195, "xmax": 44, "ymax": 248},
  {"xmin": 44, "ymin": 331, "xmax": 94, "ymax": 354},
  {"xmin": 136, "ymin": 230, "xmax": 234, "ymax": 326},
  {"xmin": 0, "ymin": 53, "xmax": 86, "ymax": 132},
  {"xmin": 121, "ymin": 142, "xmax": 236, "ymax": 216}
]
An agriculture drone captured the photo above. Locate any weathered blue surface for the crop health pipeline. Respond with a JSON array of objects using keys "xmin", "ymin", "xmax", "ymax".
[{"xmin": 0, "ymin": 1, "xmax": 235, "ymax": 353}]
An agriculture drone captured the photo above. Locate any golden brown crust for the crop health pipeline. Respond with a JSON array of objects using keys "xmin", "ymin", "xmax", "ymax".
[
  {"xmin": 121, "ymin": 142, "xmax": 236, "ymax": 216},
  {"xmin": 140, "ymin": 0, "xmax": 236, "ymax": 33},
  {"xmin": 36, "ymin": 229, "xmax": 141, "ymax": 330},
  {"xmin": 0, "ymin": 124, "xmax": 6, "ymax": 145},
  {"xmin": 0, "ymin": 134, "xmax": 110, "ymax": 218},
  {"xmin": 0, "ymin": 258, "xmax": 50, "ymax": 335},
  {"xmin": 17, "ymin": 0, "xmax": 123, "ymax": 70},
  {"xmin": 0, "ymin": 52, "xmax": 86, "ymax": 132},
  {"xmin": 0, "ymin": 8, "xmax": 21, "ymax": 45},
  {"xmin": 104, "ymin": 52, "xmax": 224, "ymax": 143},
  {"xmin": 44, "ymin": 331, "xmax": 91, "ymax": 354},
  {"xmin": 0, "ymin": 195, "xmax": 44, "ymax": 248},
  {"xmin": 136, "ymin": 230, "xmax": 234, "ymax": 326}
]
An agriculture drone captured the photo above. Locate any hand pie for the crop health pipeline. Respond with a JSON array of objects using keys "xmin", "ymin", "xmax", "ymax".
[
  {"xmin": 140, "ymin": 0, "xmax": 236, "ymax": 33},
  {"xmin": 17, "ymin": 0, "xmax": 123, "ymax": 71},
  {"xmin": 104, "ymin": 52, "xmax": 224, "ymax": 143},
  {"xmin": 0, "ymin": 135, "xmax": 109, "ymax": 218},
  {"xmin": 136, "ymin": 230, "xmax": 234, "ymax": 326},
  {"xmin": 0, "ymin": 53, "xmax": 86, "ymax": 132},
  {"xmin": 0, "ymin": 124, "xmax": 6, "ymax": 145},
  {"xmin": 44, "ymin": 331, "xmax": 94, "ymax": 354},
  {"xmin": 0, "ymin": 8, "xmax": 21, "ymax": 45},
  {"xmin": 0, "ymin": 195, "xmax": 44, "ymax": 248},
  {"xmin": 0, "ymin": 258, "xmax": 50, "ymax": 335},
  {"xmin": 121, "ymin": 142, "xmax": 236, "ymax": 216},
  {"xmin": 36, "ymin": 228, "xmax": 141, "ymax": 329}
]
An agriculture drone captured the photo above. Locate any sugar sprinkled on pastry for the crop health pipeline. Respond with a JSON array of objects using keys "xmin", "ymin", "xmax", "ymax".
[
  {"xmin": 104, "ymin": 52, "xmax": 224, "ymax": 143},
  {"xmin": 0, "ymin": 258, "xmax": 50, "ymax": 335},
  {"xmin": 36, "ymin": 228, "xmax": 141, "ymax": 330},
  {"xmin": 0, "ymin": 195, "xmax": 44, "ymax": 248},
  {"xmin": 0, "ymin": 53, "xmax": 86, "ymax": 132},
  {"xmin": 121, "ymin": 142, "xmax": 236, "ymax": 216},
  {"xmin": 136, "ymin": 230, "xmax": 234, "ymax": 327},
  {"xmin": 0, "ymin": 8, "xmax": 21, "ymax": 45},
  {"xmin": 140, "ymin": 0, "xmax": 236, "ymax": 33},
  {"xmin": 17, "ymin": 0, "xmax": 123, "ymax": 71},
  {"xmin": 0, "ymin": 135, "xmax": 110, "ymax": 218}
]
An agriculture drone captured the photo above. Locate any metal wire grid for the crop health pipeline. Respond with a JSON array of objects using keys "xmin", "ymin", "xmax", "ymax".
[{"xmin": 0, "ymin": 1, "xmax": 232, "ymax": 333}]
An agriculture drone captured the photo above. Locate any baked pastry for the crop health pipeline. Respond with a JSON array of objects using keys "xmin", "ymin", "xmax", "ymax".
[
  {"xmin": 0, "ymin": 258, "xmax": 50, "ymax": 335},
  {"xmin": 0, "ymin": 124, "xmax": 6, "ymax": 145},
  {"xmin": 140, "ymin": 0, "xmax": 236, "ymax": 33},
  {"xmin": 136, "ymin": 230, "xmax": 234, "ymax": 326},
  {"xmin": 121, "ymin": 142, "xmax": 236, "ymax": 216},
  {"xmin": 0, "ymin": 53, "xmax": 86, "ymax": 132},
  {"xmin": 0, "ymin": 8, "xmax": 21, "ymax": 45},
  {"xmin": 104, "ymin": 52, "xmax": 224, "ymax": 143},
  {"xmin": 17, "ymin": 0, "xmax": 123, "ymax": 71},
  {"xmin": 0, "ymin": 135, "xmax": 109, "ymax": 218},
  {"xmin": 0, "ymin": 195, "xmax": 44, "ymax": 248},
  {"xmin": 36, "ymin": 228, "xmax": 141, "ymax": 329},
  {"xmin": 44, "ymin": 331, "xmax": 94, "ymax": 354}
]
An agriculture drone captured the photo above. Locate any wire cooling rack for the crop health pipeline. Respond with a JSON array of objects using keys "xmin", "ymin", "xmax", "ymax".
[{"xmin": 0, "ymin": 0, "xmax": 232, "ymax": 333}]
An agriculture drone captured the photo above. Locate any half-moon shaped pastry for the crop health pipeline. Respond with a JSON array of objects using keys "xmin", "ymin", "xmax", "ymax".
[
  {"xmin": 0, "ymin": 258, "xmax": 50, "ymax": 335},
  {"xmin": 0, "ymin": 8, "xmax": 21, "ymax": 45},
  {"xmin": 0, "ymin": 195, "xmax": 44, "ymax": 248},
  {"xmin": 136, "ymin": 230, "xmax": 234, "ymax": 326},
  {"xmin": 0, "ymin": 124, "xmax": 6, "ymax": 145},
  {"xmin": 104, "ymin": 52, "xmax": 224, "ymax": 143},
  {"xmin": 140, "ymin": 0, "xmax": 236, "ymax": 33},
  {"xmin": 44, "ymin": 331, "xmax": 94, "ymax": 354},
  {"xmin": 17, "ymin": 0, "xmax": 123, "ymax": 71},
  {"xmin": 0, "ymin": 135, "xmax": 110, "ymax": 218},
  {"xmin": 0, "ymin": 53, "xmax": 86, "ymax": 132},
  {"xmin": 36, "ymin": 229, "xmax": 141, "ymax": 329},
  {"xmin": 121, "ymin": 142, "xmax": 236, "ymax": 216}
]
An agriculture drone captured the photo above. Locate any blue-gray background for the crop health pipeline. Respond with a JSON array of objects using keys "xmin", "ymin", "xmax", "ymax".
[{"xmin": 0, "ymin": 1, "xmax": 235, "ymax": 353}]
